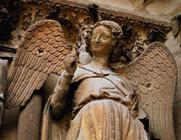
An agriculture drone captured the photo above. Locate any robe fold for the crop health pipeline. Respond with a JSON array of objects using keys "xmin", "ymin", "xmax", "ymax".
[{"xmin": 41, "ymin": 65, "xmax": 149, "ymax": 140}]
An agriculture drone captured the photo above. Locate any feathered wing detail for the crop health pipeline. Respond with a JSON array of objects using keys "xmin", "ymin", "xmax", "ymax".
[
  {"xmin": 6, "ymin": 19, "xmax": 71, "ymax": 109},
  {"xmin": 121, "ymin": 42, "xmax": 177, "ymax": 140}
]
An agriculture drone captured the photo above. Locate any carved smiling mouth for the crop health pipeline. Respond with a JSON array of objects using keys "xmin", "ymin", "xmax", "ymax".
[
  {"xmin": 94, "ymin": 43, "xmax": 102, "ymax": 48},
  {"xmin": 95, "ymin": 45, "xmax": 102, "ymax": 48}
]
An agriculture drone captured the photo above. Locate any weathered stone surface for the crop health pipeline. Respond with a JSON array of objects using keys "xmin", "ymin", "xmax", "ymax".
[
  {"xmin": 0, "ymin": 0, "xmax": 180, "ymax": 140},
  {"xmin": 174, "ymin": 101, "xmax": 181, "ymax": 140},
  {"xmin": 0, "ymin": 0, "xmax": 20, "ymax": 41},
  {"xmin": 0, "ymin": 108, "xmax": 19, "ymax": 140},
  {"xmin": 53, "ymin": 0, "xmax": 181, "ymax": 17},
  {"xmin": 17, "ymin": 93, "xmax": 42, "ymax": 140}
]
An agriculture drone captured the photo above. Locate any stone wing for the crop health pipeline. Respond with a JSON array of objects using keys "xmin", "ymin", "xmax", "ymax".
[
  {"xmin": 121, "ymin": 42, "xmax": 177, "ymax": 140},
  {"xmin": 5, "ymin": 19, "xmax": 71, "ymax": 109}
]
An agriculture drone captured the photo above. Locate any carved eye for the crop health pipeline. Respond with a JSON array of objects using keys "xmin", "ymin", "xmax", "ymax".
[
  {"xmin": 101, "ymin": 36, "xmax": 109, "ymax": 40},
  {"xmin": 101, "ymin": 34, "xmax": 110, "ymax": 40},
  {"xmin": 92, "ymin": 35, "xmax": 97, "ymax": 39}
]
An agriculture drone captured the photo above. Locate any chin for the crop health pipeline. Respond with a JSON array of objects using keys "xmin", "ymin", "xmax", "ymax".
[{"xmin": 91, "ymin": 49, "xmax": 102, "ymax": 55}]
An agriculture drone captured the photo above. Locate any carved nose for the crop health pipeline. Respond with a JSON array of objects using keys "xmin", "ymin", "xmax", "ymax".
[{"xmin": 96, "ymin": 35, "xmax": 101, "ymax": 43}]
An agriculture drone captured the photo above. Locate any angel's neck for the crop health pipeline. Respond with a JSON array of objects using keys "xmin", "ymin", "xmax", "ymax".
[{"xmin": 90, "ymin": 56, "xmax": 109, "ymax": 69}]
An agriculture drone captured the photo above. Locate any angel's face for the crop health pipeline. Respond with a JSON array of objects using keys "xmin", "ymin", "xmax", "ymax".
[{"xmin": 90, "ymin": 25, "xmax": 113, "ymax": 57}]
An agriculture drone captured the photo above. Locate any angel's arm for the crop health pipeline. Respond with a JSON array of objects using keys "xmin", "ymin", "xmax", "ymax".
[
  {"xmin": 50, "ymin": 70, "xmax": 73, "ymax": 118},
  {"xmin": 50, "ymin": 54, "xmax": 77, "ymax": 119}
]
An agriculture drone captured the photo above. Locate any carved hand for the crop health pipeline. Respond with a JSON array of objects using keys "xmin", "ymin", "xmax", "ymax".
[{"xmin": 64, "ymin": 54, "xmax": 77, "ymax": 75}]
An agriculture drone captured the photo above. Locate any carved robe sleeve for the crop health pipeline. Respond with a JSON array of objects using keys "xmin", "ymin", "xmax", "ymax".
[{"xmin": 50, "ymin": 70, "xmax": 73, "ymax": 119}]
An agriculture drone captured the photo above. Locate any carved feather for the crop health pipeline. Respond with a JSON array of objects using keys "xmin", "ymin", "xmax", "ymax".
[
  {"xmin": 121, "ymin": 42, "xmax": 177, "ymax": 140},
  {"xmin": 5, "ymin": 20, "xmax": 71, "ymax": 109}
]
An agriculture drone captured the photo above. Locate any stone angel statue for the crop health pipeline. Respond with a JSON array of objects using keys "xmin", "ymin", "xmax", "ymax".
[{"xmin": 4, "ymin": 19, "xmax": 177, "ymax": 140}]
